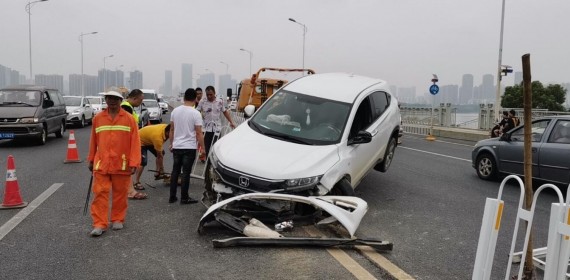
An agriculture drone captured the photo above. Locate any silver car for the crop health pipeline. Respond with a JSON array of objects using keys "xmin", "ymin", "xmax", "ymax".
[
  {"xmin": 472, "ymin": 115, "xmax": 570, "ymax": 185},
  {"xmin": 63, "ymin": 96, "xmax": 94, "ymax": 128},
  {"xmin": 143, "ymin": 99, "xmax": 162, "ymax": 124}
]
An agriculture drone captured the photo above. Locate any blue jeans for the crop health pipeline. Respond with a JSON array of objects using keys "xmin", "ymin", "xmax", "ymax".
[{"xmin": 169, "ymin": 149, "xmax": 196, "ymax": 201}]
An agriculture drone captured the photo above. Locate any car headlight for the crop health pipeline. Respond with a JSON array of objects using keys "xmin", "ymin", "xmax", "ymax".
[
  {"xmin": 284, "ymin": 176, "xmax": 321, "ymax": 189},
  {"xmin": 150, "ymin": 112, "xmax": 158, "ymax": 116},
  {"xmin": 70, "ymin": 110, "xmax": 81, "ymax": 115},
  {"xmin": 20, "ymin": 117, "xmax": 39, "ymax": 123},
  {"xmin": 210, "ymin": 149, "xmax": 219, "ymax": 167}
]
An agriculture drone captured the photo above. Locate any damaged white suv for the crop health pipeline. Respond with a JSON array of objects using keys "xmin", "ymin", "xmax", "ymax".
[{"xmin": 204, "ymin": 73, "xmax": 401, "ymax": 205}]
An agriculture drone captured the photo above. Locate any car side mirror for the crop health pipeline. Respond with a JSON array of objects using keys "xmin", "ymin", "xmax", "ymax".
[
  {"xmin": 84, "ymin": 104, "xmax": 90, "ymax": 107},
  {"xmin": 500, "ymin": 133, "xmax": 511, "ymax": 142},
  {"xmin": 43, "ymin": 100, "xmax": 54, "ymax": 108},
  {"xmin": 348, "ymin": 130, "xmax": 372, "ymax": 145},
  {"xmin": 244, "ymin": 104, "xmax": 255, "ymax": 117}
]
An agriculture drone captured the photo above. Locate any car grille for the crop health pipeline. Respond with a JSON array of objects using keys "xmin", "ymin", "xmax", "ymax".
[
  {"xmin": 215, "ymin": 162, "xmax": 284, "ymax": 193},
  {"xmin": 0, "ymin": 118, "xmax": 19, "ymax": 123},
  {"xmin": 0, "ymin": 127, "xmax": 29, "ymax": 134}
]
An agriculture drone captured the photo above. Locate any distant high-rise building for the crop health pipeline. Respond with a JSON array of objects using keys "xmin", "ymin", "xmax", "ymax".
[
  {"xmin": 0, "ymin": 64, "xmax": 21, "ymax": 88},
  {"xmin": 440, "ymin": 84, "xmax": 459, "ymax": 105},
  {"xmin": 514, "ymin": 71, "xmax": 523, "ymax": 86},
  {"xmin": 480, "ymin": 74, "xmax": 495, "ymax": 102},
  {"xmin": 459, "ymin": 74, "xmax": 474, "ymax": 104},
  {"xmin": 69, "ymin": 74, "xmax": 99, "ymax": 96},
  {"xmin": 35, "ymin": 74, "xmax": 64, "ymax": 93},
  {"xmin": 218, "ymin": 74, "xmax": 237, "ymax": 98},
  {"xmin": 98, "ymin": 69, "xmax": 125, "ymax": 91},
  {"xmin": 181, "ymin": 63, "xmax": 193, "ymax": 90},
  {"xmin": 197, "ymin": 73, "xmax": 215, "ymax": 91},
  {"xmin": 129, "ymin": 70, "xmax": 143, "ymax": 89},
  {"xmin": 396, "ymin": 87, "xmax": 416, "ymax": 104},
  {"xmin": 164, "ymin": 70, "xmax": 172, "ymax": 96}
]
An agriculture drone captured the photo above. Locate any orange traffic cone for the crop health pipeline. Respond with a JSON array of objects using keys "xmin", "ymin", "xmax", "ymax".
[
  {"xmin": 0, "ymin": 155, "xmax": 28, "ymax": 209},
  {"xmin": 64, "ymin": 130, "xmax": 82, "ymax": 163}
]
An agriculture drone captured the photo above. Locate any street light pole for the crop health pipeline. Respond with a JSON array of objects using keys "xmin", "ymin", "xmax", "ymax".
[
  {"xmin": 25, "ymin": 0, "xmax": 48, "ymax": 82},
  {"xmin": 494, "ymin": 0, "xmax": 507, "ymax": 122},
  {"xmin": 220, "ymin": 61, "xmax": 229, "ymax": 74},
  {"xmin": 239, "ymin": 48, "xmax": 253, "ymax": 75},
  {"xmin": 103, "ymin": 54, "xmax": 114, "ymax": 91},
  {"xmin": 288, "ymin": 18, "xmax": 307, "ymax": 74},
  {"xmin": 79, "ymin": 31, "xmax": 98, "ymax": 97}
]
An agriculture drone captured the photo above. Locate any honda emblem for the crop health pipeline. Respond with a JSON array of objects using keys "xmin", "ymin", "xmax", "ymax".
[{"xmin": 239, "ymin": 176, "xmax": 250, "ymax": 187}]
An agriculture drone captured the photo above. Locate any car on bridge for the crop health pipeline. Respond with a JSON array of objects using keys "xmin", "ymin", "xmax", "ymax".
[
  {"xmin": 472, "ymin": 115, "xmax": 570, "ymax": 185},
  {"xmin": 63, "ymin": 96, "xmax": 94, "ymax": 127},
  {"xmin": 204, "ymin": 72, "xmax": 402, "ymax": 205}
]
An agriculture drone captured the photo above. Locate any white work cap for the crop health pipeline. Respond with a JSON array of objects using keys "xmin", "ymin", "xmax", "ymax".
[{"xmin": 101, "ymin": 91, "xmax": 123, "ymax": 99}]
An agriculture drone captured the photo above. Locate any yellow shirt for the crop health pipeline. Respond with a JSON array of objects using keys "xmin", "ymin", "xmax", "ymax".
[{"xmin": 139, "ymin": 124, "xmax": 167, "ymax": 152}]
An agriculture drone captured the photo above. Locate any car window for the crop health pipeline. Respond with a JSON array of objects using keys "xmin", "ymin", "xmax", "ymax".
[
  {"xmin": 548, "ymin": 120, "xmax": 570, "ymax": 144},
  {"xmin": 63, "ymin": 97, "xmax": 81, "ymax": 106},
  {"xmin": 47, "ymin": 90, "xmax": 62, "ymax": 106},
  {"xmin": 250, "ymin": 90, "xmax": 351, "ymax": 145},
  {"xmin": 349, "ymin": 96, "xmax": 374, "ymax": 139},
  {"xmin": 84, "ymin": 98, "xmax": 90, "ymax": 106},
  {"xmin": 370, "ymin": 91, "xmax": 390, "ymax": 120},
  {"xmin": 510, "ymin": 119, "xmax": 551, "ymax": 142}
]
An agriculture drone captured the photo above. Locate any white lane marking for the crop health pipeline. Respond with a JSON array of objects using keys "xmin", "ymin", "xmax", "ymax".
[
  {"xmin": 404, "ymin": 134, "xmax": 476, "ymax": 147},
  {"xmin": 399, "ymin": 146, "xmax": 471, "ymax": 162},
  {"xmin": 304, "ymin": 226, "xmax": 377, "ymax": 280},
  {"xmin": 0, "ymin": 183, "xmax": 64, "ymax": 241}
]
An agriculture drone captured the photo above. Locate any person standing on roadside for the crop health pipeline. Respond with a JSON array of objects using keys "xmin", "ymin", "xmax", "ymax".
[
  {"xmin": 195, "ymin": 87, "xmax": 206, "ymax": 162},
  {"xmin": 87, "ymin": 91, "xmax": 141, "ymax": 237},
  {"xmin": 119, "ymin": 89, "xmax": 148, "ymax": 199},
  {"xmin": 196, "ymin": 86, "xmax": 236, "ymax": 159},
  {"xmin": 168, "ymin": 88, "xmax": 206, "ymax": 204}
]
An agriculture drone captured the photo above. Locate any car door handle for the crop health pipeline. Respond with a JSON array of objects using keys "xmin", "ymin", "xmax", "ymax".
[{"xmin": 371, "ymin": 130, "xmax": 378, "ymax": 136}]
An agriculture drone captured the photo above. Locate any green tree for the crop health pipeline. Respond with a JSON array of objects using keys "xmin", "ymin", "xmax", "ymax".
[{"xmin": 501, "ymin": 81, "xmax": 567, "ymax": 111}]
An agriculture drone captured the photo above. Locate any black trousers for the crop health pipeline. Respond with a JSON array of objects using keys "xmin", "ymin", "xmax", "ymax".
[
  {"xmin": 204, "ymin": 131, "xmax": 218, "ymax": 159},
  {"xmin": 169, "ymin": 149, "xmax": 196, "ymax": 200}
]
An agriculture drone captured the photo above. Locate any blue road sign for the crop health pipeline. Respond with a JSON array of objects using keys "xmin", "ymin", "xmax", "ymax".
[{"xmin": 429, "ymin": 84, "xmax": 439, "ymax": 95}]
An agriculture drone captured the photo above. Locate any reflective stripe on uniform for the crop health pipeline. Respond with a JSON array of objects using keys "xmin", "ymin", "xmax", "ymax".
[
  {"xmin": 121, "ymin": 154, "xmax": 127, "ymax": 171},
  {"xmin": 95, "ymin": 125, "xmax": 132, "ymax": 133},
  {"xmin": 95, "ymin": 160, "xmax": 101, "ymax": 171}
]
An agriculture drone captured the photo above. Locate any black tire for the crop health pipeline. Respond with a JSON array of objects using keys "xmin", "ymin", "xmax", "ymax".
[
  {"xmin": 476, "ymin": 153, "xmax": 498, "ymax": 180},
  {"xmin": 375, "ymin": 137, "xmax": 397, "ymax": 173},
  {"xmin": 329, "ymin": 178, "xmax": 355, "ymax": 196},
  {"xmin": 37, "ymin": 126, "xmax": 47, "ymax": 145},
  {"xmin": 79, "ymin": 115, "xmax": 86, "ymax": 128},
  {"xmin": 55, "ymin": 121, "xmax": 65, "ymax": 138}
]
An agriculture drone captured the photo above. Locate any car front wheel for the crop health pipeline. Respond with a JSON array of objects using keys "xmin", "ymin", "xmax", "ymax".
[
  {"xmin": 476, "ymin": 153, "xmax": 498, "ymax": 180},
  {"xmin": 79, "ymin": 115, "xmax": 86, "ymax": 128},
  {"xmin": 55, "ymin": 121, "xmax": 65, "ymax": 138},
  {"xmin": 37, "ymin": 126, "xmax": 47, "ymax": 145}
]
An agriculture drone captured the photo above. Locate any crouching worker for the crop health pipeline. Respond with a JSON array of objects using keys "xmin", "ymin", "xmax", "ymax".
[
  {"xmin": 134, "ymin": 123, "xmax": 171, "ymax": 190},
  {"xmin": 87, "ymin": 91, "xmax": 141, "ymax": 237}
]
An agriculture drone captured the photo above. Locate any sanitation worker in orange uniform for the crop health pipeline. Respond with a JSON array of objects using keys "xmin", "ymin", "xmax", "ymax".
[{"xmin": 87, "ymin": 91, "xmax": 141, "ymax": 237}]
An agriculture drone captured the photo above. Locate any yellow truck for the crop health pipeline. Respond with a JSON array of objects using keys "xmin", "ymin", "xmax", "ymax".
[{"xmin": 236, "ymin": 67, "xmax": 315, "ymax": 112}]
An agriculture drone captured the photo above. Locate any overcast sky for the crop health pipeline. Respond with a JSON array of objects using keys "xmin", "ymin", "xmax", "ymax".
[{"xmin": 2, "ymin": 0, "xmax": 569, "ymax": 95}]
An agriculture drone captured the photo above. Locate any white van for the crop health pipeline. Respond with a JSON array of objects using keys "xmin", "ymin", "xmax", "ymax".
[{"xmin": 140, "ymin": 89, "xmax": 158, "ymax": 102}]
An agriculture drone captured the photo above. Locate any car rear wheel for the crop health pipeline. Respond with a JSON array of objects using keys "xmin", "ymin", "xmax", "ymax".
[
  {"xmin": 476, "ymin": 153, "xmax": 498, "ymax": 180},
  {"xmin": 375, "ymin": 137, "xmax": 397, "ymax": 173},
  {"xmin": 55, "ymin": 121, "xmax": 65, "ymax": 138}
]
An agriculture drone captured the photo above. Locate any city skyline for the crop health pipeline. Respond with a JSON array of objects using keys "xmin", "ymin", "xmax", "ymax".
[{"xmin": 1, "ymin": 1, "xmax": 569, "ymax": 96}]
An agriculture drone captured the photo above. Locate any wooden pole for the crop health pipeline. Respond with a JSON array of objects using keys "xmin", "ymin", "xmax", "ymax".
[{"xmin": 521, "ymin": 53, "xmax": 535, "ymax": 279}]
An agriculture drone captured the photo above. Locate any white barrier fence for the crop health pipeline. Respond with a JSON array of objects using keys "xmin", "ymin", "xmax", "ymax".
[{"xmin": 472, "ymin": 175, "xmax": 570, "ymax": 280}]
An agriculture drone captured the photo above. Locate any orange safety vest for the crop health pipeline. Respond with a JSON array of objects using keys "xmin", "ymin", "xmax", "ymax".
[{"xmin": 88, "ymin": 109, "xmax": 141, "ymax": 175}]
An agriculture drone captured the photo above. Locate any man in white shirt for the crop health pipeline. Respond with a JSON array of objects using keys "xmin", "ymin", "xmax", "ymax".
[
  {"xmin": 168, "ymin": 88, "xmax": 206, "ymax": 204},
  {"xmin": 196, "ymin": 86, "xmax": 236, "ymax": 160}
]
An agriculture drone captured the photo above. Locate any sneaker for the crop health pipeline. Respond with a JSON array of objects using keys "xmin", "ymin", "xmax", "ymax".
[
  {"xmin": 111, "ymin": 222, "xmax": 124, "ymax": 230},
  {"xmin": 168, "ymin": 197, "xmax": 178, "ymax": 203},
  {"xmin": 90, "ymin": 227, "xmax": 105, "ymax": 237},
  {"xmin": 180, "ymin": 197, "xmax": 199, "ymax": 204}
]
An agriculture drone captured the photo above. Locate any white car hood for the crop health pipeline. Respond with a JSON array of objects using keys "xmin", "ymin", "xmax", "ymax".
[
  {"xmin": 214, "ymin": 122, "xmax": 339, "ymax": 179},
  {"xmin": 66, "ymin": 106, "xmax": 80, "ymax": 113}
]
